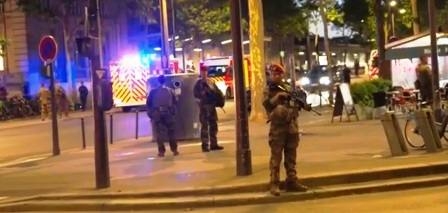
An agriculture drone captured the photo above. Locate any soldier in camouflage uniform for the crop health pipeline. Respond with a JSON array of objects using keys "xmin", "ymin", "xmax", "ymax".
[
  {"xmin": 38, "ymin": 83, "xmax": 50, "ymax": 121},
  {"xmin": 193, "ymin": 66, "xmax": 224, "ymax": 152},
  {"xmin": 263, "ymin": 64, "xmax": 308, "ymax": 196},
  {"xmin": 147, "ymin": 75, "xmax": 179, "ymax": 157}
]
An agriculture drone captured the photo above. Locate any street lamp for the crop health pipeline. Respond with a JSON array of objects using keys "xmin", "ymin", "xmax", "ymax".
[
  {"xmin": 399, "ymin": 8, "xmax": 406, "ymax": 14},
  {"xmin": 389, "ymin": 0, "xmax": 397, "ymax": 7}
]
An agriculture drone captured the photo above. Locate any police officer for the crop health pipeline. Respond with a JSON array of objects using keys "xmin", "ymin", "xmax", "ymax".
[
  {"xmin": 193, "ymin": 66, "xmax": 224, "ymax": 152},
  {"xmin": 147, "ymin": 75, "xmax": 179, "ymax": 157},
  {"xmin": 263, "ymin": 64, "xmax": 308, "ymax": 196}
]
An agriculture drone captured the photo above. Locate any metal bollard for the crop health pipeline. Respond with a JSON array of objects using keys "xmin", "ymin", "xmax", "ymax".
[
  {"xmin": 135, "ymin": 110, "xmax": 139, "ymax": 140},
  {"xmin": 380, "ymin": 112, "xmax": 408, "ymax": 156},
  {"xmin": 109, "ymin": 114, "xmax": 113, "ymax": 144},
  {"xmin": 415, "ymin": 109, "xmax": 443, "ymax": 153},
  {"xmin": 81, "ymin": 117, "xmax": 86, "ymax": 149}
]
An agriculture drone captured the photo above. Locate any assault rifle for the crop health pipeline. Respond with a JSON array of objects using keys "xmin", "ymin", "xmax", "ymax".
[{"xmin": 276, "ymin": 84, "xmax": 322, "ymax": 116}]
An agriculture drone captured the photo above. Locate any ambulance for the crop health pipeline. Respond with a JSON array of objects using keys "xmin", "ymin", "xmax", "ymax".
[
  {"xmin": 109, "ymin": 54, "xmax": 180, "ymax": 110},
  {"xmin": 201, "ymin": 56, "xmax": 251, "ymax": 98}
]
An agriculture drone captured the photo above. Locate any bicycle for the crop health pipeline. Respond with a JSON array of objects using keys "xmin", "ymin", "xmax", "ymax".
[{"xmin": 403, "ymin": 90, "xmax": 448, "ymax": 149}]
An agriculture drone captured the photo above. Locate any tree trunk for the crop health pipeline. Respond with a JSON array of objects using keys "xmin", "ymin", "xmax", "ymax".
[
  {"xmin": 374, "ymin": 0, "xmax": 389, "ymax": 79},
  {"xmin": 62, "ymin": 21, "xmax": 76, "ymax": 103},
  {"xmin": 319, "ymin": 3, "xmax": 333, "ymax": 105},
  {"xmin": 248, "ymin": 0, "xmax": 266, "ymax": 121},
  {"xmin": 411, "ymin": 0, "xmax": 420, "ymax": 34}
]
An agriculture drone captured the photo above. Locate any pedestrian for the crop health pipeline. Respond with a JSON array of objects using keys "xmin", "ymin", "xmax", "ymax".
[
  {"xmin": 146, "ymin": 75, "xmax": 179, "ymax": 157},
  {"xmin": 78, "ymin": 81, "xmax": 89, "ymax": 111},
  {"xmin": 56, "ymin": 85, "xmax": 69, "ymax": 118},
  {"xmin": 342, "ymin": 65, "xmax": 351, "ymax": 84},
  {"xmin": 193, "ymin": 66, "xmax": 224, "ymax": 152},
  {"xmin": 354, "ymin": 59, "xmax": 360, "ymax": 77},
  {"xmin": 263, "ymin": 64, "xmax": 308, "ymax": 196},
  {"xmin": 415, "ymin": 55, "xmax": 433, "ymax": 104},
  {"xmin": 38, "ymin": 83, "xmax": 50, "ymax": 121},
  {"xmin": 0, "ymin": 86, "xmax": 7, "ymax": 102}
]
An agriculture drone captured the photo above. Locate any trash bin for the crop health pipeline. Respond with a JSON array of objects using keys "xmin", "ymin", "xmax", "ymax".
[
  {"xmin": 148, "ymin": 73, "xmax": 201, "ymax": 141},
  {"xmin": 372, "ymin": 91, "xmax": 386, "ymax": 107},
  {"xmin": 372, "ymin": 91, "xmax": 387, "ymax": 119}
]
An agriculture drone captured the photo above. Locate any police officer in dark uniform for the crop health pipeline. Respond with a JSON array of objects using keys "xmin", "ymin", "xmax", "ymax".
[
  {"xmin": 263, "ymin": 64, "xmax": 308, "ymax": 196},
  {"xmin": 147, "ymin": 75, "xmax": 179, "ymax": 157},
  {"xmin": 193, "ymin": 66, "xmax": 224, "ymax": 152}
]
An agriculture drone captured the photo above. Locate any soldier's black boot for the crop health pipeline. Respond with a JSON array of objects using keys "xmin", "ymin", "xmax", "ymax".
[
  {"xmin": 285, "ymin": 177, "xmax": 308, "ymax": 192},
  {"xmin": 202, "ymin": 144, "xmax": 210, "ymax": 152},
  {"xmin": 210, "ymin": 145, "xmax": 224, "ymax": 151},
  {"xmin": 269, "ymin": 182, "xmax": 280, "ymax": 196}
]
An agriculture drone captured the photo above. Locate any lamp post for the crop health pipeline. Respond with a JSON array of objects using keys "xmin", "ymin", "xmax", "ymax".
[
  {"xmin": 159, "ymin": 0, "xmax": 170, "ymax": 72},
  {"xmin": 170, "ymin": 0, "xmax": 176, "ymax": 58},
  {"xmin": 389, "ymin": 0, "xmax": 397, "ymax": 37},
  {"xmin": 230, "ymin": 0, "xmax": 252, "ymax": 176},
  {"xmin": 429, "ymin": 0, "xmax": 440, "ymax": 110}
]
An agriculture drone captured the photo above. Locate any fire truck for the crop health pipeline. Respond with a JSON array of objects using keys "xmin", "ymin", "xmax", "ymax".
[
  {"xmin": 109, "ymin": 54, "xmax": 180, "ymax": 110},
  {"xmin": 201, "ymin": 56, "xmax": 251, "ymax": 98}
]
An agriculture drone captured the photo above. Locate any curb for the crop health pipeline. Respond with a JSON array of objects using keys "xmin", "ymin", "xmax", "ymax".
[
  {"xmin": 3, "ymin": 161, "xmax": 448, "ymax": 203},
  {"xmin": 1, "ymin": 174, "xmax": 447, "ymax": 211}
]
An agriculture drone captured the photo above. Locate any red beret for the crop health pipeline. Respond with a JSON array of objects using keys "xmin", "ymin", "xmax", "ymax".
[{"xmin": 270, "ymin": 64, "xmax": 285, "ymax": 74}]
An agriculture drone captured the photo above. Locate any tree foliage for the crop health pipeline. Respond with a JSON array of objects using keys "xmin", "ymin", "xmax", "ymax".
[
  {"xmin": 175, "ymin": 0, "xmax": 230, "ymax": 39},
  {"xmin": 263, "ymin": 0, "xmax": 308, "ymax": 39}
]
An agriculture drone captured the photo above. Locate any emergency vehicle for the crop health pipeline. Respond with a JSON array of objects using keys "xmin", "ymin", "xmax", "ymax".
[
  {"xmin": 109, "ymin": 54, "xmax": 180, "ymax": 109},
  {"xmin": 201, "ymin": 56, "xmax": 251, "ymax": 98}
]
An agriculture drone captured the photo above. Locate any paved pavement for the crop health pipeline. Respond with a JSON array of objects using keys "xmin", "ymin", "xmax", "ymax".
[
  {"xmin": 0, "ymin": 101, "xmax": 448, "ymax": 202},
  {"xmin": 0, "ymin": 109, "xmax": 153, "ymax": 163}
]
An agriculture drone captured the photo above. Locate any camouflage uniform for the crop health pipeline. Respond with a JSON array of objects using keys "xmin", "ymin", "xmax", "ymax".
[
  {"xmin": 38, "ymin": 86, "xmax": 50, "ymax": 121},
  {"xmin": 193, "ymin": 78, "xmax": 222, "ymax": 151},
  {"xmin": 147, "ymin": 84, "xmax": 178, "ymax": 156},
  {"xmin": 263, "ymin": 80, "xmax": 307, "ymax": 195},
  {"xmin": 56, "ymin": 86, "xmax": 69, "ymax": 118}
]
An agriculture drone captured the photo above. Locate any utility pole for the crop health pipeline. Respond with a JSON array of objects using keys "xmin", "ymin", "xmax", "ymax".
[
  {"xmin": 170, "ymin": 0, "xmax": 176, "ymax": 58},
  {"xmin": 429, "ymin": 0, "xmax": 440, "ymax": 110},
  {"xmin": 230, "ymin": 0, "xmax": 252, "ymax": 176},
  {"xmin": 411, "ymin": 0, "xmax": 420, "ymax": 35},
  {"xmin": 159, "ymin": 0, "xmax": 170, "ymax": 72},
  {"xmin": 87, "ymin": 0, "xmax": 110, "ymax": 189}
]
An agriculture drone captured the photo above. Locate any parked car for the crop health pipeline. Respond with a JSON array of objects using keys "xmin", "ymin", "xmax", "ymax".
[{"xmin": 297, "ymin": 65, "xmax": 342, "ymax": 92}]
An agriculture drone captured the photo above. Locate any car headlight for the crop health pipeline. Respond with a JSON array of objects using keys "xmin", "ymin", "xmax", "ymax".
[
  {"xmin": 299, "ymin": 77, "xmax": 310, "ymax": 86},
  {"xmin": 319, "ymin": 76, "xmax": 331, "ymax": 85}
]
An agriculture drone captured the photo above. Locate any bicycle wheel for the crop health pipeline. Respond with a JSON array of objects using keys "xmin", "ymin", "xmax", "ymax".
[{"xmin": 404, "ymin": 118, "xmax": 426, "ymax": 149}]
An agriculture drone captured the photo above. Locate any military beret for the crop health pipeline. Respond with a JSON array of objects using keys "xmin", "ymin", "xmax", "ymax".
[{"xmin": 270, "ymin": 64, "xmax": 285, "ymax": 74}]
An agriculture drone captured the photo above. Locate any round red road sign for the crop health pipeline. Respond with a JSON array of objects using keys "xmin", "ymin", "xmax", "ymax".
[{"xmin": 38, "ymin": 35, "xmax": 58, "ymax": 63}]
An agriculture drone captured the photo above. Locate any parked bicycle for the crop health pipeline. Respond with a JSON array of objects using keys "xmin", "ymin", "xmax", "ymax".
[{"xmin": 403, "ymin": 89, "xmax": 448, "ymax": 149}]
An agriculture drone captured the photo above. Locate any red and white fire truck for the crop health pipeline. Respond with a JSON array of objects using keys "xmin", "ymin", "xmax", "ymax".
[
  {"xmin": 109, "ymin": 54, "xmax": 180, "ymax": 108},
  {"xmin": 201, "ymin": 56, "xmax": 251, "ymax": 98}
]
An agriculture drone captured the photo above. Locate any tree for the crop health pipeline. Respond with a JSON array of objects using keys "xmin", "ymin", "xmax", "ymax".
[
  {"xmin": 248, "ymin": 0, "xmax": 265, "ymax": 121},
  {"xmin": 263, "ymin": 0, "xmax": 308, "ymax": 53},
  {"xmin": 175, "ymin": 0, "xmax": 230, "ymax": 43},
  {"xmin": 16, "ymin": 0, "xmax": 85, "ymax": 100}
]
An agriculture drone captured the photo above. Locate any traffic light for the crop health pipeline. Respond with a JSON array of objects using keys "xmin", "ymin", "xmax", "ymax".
[
  {"xmin": 76, "ymin": 37, "xmax": 93, "ymax": 58},
  {"xmin": 41, "ymin": 64, "xmax": 50, "ymax": 79}
]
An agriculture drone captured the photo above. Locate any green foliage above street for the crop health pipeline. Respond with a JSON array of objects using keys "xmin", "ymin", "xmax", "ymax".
[
  {"xmin": 175, "ymin": 0, "xmax": 230, "ymax": 38},
  {"xmin": 263, "ymin": 0, "xmax": 308, "ymax": 38}
]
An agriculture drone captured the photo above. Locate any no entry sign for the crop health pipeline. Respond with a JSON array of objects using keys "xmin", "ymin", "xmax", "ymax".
[{"xmin": 38, "ymin": 35, "xmax": 58, "ymax": 63}]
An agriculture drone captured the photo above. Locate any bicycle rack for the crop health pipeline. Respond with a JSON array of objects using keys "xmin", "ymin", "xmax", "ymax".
[
  {"xmin": 381, "ymin": 112, "xmax": 408, "ymax": 156},
  {"xmin": 414, "ymin": 109, "xmax": 443, "ymax": 153}
]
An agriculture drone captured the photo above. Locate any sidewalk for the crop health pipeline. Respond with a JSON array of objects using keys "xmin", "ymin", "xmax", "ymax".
[
  {"xmin": 0, "ymin": 108, "xmax": 447, "ymax": 202},
  {"xmin": 0, "ymin": 108, "xmax": 125, "ymax": 130}
]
